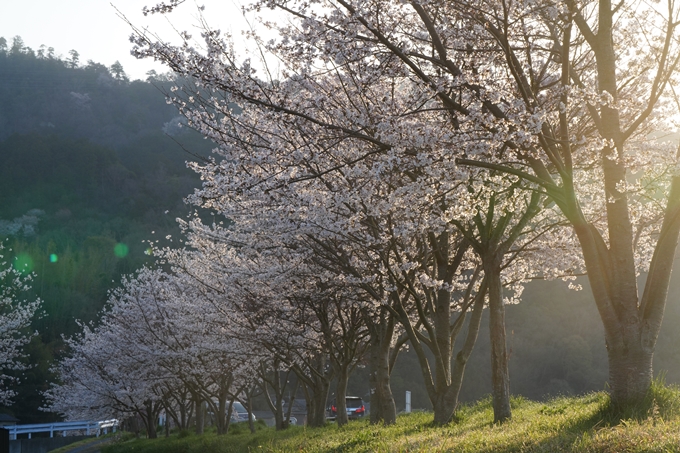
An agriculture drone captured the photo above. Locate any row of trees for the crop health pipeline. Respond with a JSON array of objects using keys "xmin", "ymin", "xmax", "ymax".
[{"xmin": 46, "ymin": 0, "xmax": 680, "ymax": 431}]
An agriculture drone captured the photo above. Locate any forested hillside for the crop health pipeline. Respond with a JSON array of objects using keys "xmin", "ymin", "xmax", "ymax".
[{"xmin": 0, "ymin": 36, "xmax": 212, "ymax": 422}]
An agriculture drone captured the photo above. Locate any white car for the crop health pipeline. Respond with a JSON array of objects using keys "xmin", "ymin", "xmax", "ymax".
[{"xmin": 230, "ymin": 401, "xmax": 256, "ymax": 423}]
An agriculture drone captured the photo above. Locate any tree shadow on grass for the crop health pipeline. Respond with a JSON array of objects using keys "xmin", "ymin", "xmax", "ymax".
[{"xmin": 465, "ymin": 384, "xmax": 680, "ymax": 453}]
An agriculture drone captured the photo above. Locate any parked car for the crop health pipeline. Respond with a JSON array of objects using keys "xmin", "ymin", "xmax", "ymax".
[
  {"xmin": 327, "ymin": 396, "xmax": 366, "ymax": 420},
  {"xmin": 230, "ymin": 402, "xmax": 256, "ymax": 423}
]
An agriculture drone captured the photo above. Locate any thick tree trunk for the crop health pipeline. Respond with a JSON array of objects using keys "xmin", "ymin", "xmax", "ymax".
[
  {"xmin": 274, "ymin": 392, "xmax": 285, "ymax": 430},
  {"xmin": 571, "ymin": 218, "xmax": 674, "ymax": 410},
  {"xmin": 146, "ymin": 418, "xmax": 157, "ymax": 439},
  {"xmin": 194, "ymin": 398, "xmax": 205, "ymax": 435},
  {"xmin": 304, "ymin": 379, "xmax": 330, "ymax": 427},
  {"xmin": 334, "ymin": 365, "xmax": 350, "ymax": 426},
  {"xmin": 364, "ymin": 309, "xmax": 397, "ymax": 425},
  {"xmin": 143, "ymin": 400, "xmax": 158, "ymax": 439},
  {"xmin": 204, "ymin": 375, "xmax": 234, "ymax": 435},
  {"xmin": 215, "ymin": 392, "xmax": 229, "ymax": 435},
  {"xmin": 608, "ymin": 343, "xmax": 653, "ymax": 408},
  {"xmin": 432, "ymin": 390, "xmax": 458, "ymax": 425},
  {"xmin": 179, "ymin": 398, "xmax": 191, "ymax": 430},
  {"xmin": 369, "ymin": 333, "xmax": 396, "ymax": 425},
  {"xmin": 296, "ymin": 357, "xmax": 332, "ymax": 428},
  {"xmin": 487, "ymin": 266, "xmax": 511, "ymax": 423},
  {"xmin": 566, "ymin": 0, "xmax": 680, "ymax": 412}
]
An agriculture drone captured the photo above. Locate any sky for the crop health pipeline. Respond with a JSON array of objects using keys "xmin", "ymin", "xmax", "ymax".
[{"xmin": 0, "ymin": 0, "xmax": 257, "ymax": 80}]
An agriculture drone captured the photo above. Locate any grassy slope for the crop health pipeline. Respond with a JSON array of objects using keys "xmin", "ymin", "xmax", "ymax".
[{"xmin": 102, "ymin": 387, "xmax": 680, "ymax": 453}]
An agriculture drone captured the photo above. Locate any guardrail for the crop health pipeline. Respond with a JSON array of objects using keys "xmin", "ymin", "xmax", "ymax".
[{"xmin": 7, "ymin": 419, "xmax": 118, "ymax": 440}]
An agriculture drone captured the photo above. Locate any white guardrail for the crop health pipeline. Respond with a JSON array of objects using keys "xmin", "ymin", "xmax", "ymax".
[{"xmin": 7, "ymin": 419, "xmax": 118, "ymax": 440}]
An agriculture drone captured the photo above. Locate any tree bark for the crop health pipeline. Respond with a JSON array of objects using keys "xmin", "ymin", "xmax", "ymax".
[
  {"xmin": 221, "ymin": 398, "xmax": 234, "ymax": 436},
  {"xmin": 142, "ymin": 400, "xmax": 158, "ymax": 439},
  {"xmin": 334, "ymin": 364, "xmax": 350, "ymax": 426},
  {"xmin": 245, "ymin": 387, "xmax": 256, "ymax": 433},
  {"xmin": 215, "ymin": 390, "xmax": 229, "ymax": 435},
  {"xmin": 487, "ymin": 265, "xmax": 511, "ymax": 422},
  {"xmin": 194, "ymin": 397, "xmax": 205, "ymax": 435},
  {"xmin": 285, "ymin": 379, "xmax": 299, "ymax": 428},
  {"xmin": 436, "ymin": 283, "xmax": 486, "ymax": 424},
  {"xmin": 295, "ymin": 355, "xmax": 332, "ymax": 427},
  {"xmin": 570, "ymin": 204, "xmax": 679, "ymax": 409},
  {"xmin": 304, "ymin": 379, "xmax": 330, "ymax": 427},
  {"xmin": 608, "ymin": 342, "xmax": 653, "ymax": 407},
  {"xmin": 389, "ymin": 237, "xmax": 485, "ymax": 425},
  {"xmin": 178, "ymin": 396, "xmax": 191, "ymax": 430},
  {"xmin": 261, "ymin": 366, "xmax": 291, "ymax": 430},
  {"xmin": 369, "ymin": 330, "xmax": 396, "ymax": 425},
  {"xmin": 274, "ymin": 391, "xmax": 285, "ymax": 430}
]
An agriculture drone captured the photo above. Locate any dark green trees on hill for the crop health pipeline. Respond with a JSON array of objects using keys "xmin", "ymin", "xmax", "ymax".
[
  {"xmin": 0, "ymin": 36, "xmax": 213, "ymax": 423},
  {"xmin": 0, "ymin": 36, "xmax": 178, "ymax": 148}
]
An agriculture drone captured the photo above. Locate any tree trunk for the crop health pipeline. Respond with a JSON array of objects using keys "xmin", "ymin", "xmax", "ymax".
[
  {"xmin": 487, "ymin": 266, "xmax": 511, "ymax": 423},
  {"xmin": 432, "ymin": 391, "xmax": 457, "ymax": 425},
  {"xmin": 563, "ymin": 0, "xmax": 680, "ymax": 412},
  {"xmin": 261, "ymin": 366, "xmax": 291, "ymax": 430},
  {"xmin": 306, "ymin": 378, "xmax": 330, "ymax": 427},
  {"xmin": 368, "ymin": 361, "xmax": 382, "ymax": 424},
  {"xmin": 285, "ymin": 379, "xmax": 299, "ymax": 427},
  {"xmin": 369, "ymin": 332, "xmax": 397, "ymax": 425},
  {"xmin": 334, "ymin": 365, "xmax": 350, "ymax": 426},
  {"xmin": 194, "ymin": 398, "xmax": 205, "ymax": 435},
  {"xmin": 246, "ymin": 388, "xmax": 256, "ymax": 433},
  {"xmin": 216, "ymin": 392, "xmax": 228, "ymax": 435},
  {"xmin": 222, "ymin": 399, "xmax": 235, "ymax": 435},
  {"xmin": 274, "ymin": 390, "xmax": 285, "ymax": 430},
  {"xmin": 570, "ymin": 218, "xmax": 671, "ymax": 410},
  {"xmin": 146, "ymin": 419, "xmax": 157, "ymax": 439},
  {"xmin": 213, "ymin": 375, "xmax": 235, "ymax": 435},
  {"xmin": 608, "ymin": 342, "xmax": 653, "ymax": 408},
  {"xmin": 179, "ymin": 400, "xmax": 189, "ymax": 430},
  {"xmin": 434, "ymin": 283, "xmax": 486, "ymax": 425},
  {"xmin": 302, "ymin": 384, "xmax": 323, "ymax": 427},
  {"xmin": 143, "ymin": 400, "xmax": 158, "ymax": 439}
]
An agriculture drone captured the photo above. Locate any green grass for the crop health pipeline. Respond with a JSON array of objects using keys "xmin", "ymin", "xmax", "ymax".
[
  {"xmin": 48, "ymin": 432, "xmax": 128, "ymax": 453},
  {"xmin": 102, "ymin": 384, "xmax": 680, "ymax": 453}
]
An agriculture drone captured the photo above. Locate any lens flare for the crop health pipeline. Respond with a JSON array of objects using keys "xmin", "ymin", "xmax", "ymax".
[
  {"xmin": 114, "ymin": 243, "xmax": 129, "ymax": 258},
  {"xmin": 13, "ymin": 253, "xmax": 34, "ymax": 274},
  {"xmin": 49, "ymin": 254, "xmax": 58, "ymax": 263}
]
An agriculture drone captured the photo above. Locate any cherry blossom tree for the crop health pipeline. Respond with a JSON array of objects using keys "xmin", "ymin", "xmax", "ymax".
[
  {"xmin": 414, "ymin": 0, "xmax": 680, "ymax": 409},
  {"xmin": 133, "ymin": 0, "xmax": 680, "ymax": 413},
  {"xmin": 162, "ymin": 222, "xmax": 345, "ymax": 428},
  {"xmin": 46, "ymin": 318, "xmax": 167, "ymax": 430},
  {"xmin": 0, "ymin": 245, "xmax": 40, "ymax": 405},
  {"xmin": 47, "ymin": 266, "xmax": 261, "ymax": 436},
  {"xmin": 123, "ymin": 16, "xmax": 495, "ymax": 426}
]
